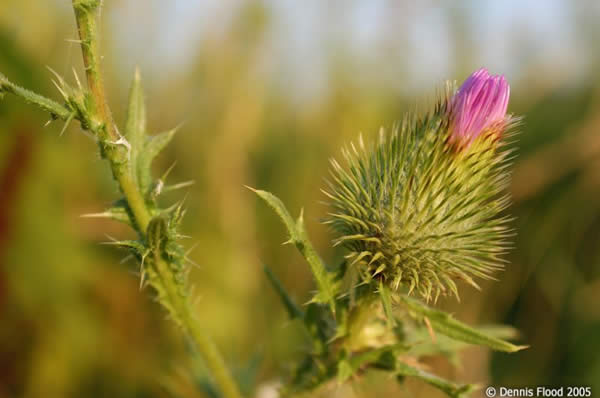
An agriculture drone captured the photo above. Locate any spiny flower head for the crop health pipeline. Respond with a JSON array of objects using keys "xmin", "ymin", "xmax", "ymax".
[{"xmin": 324, "ymin": 69, "xmax": 518, "ymax": 302}]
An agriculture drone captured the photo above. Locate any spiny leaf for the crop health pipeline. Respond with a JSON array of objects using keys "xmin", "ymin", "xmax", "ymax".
[
  {"xmin": 0, "ymin": 70, "xmax": 71, "ymax": 120},
  {"xmin": 247, "ymin": 187, "xmax": 297, "ymax": 240},
  {"xmin": 378, "ymin": 280, "xmax": 396, "ymax": 329},
  {"xmin": 147, "ymin": 216, "xmax": 169, "ymax": 253},
  {"xmin": 296, "ymin": 210, "xmax": 341, "ymax": 310},
  {"xmin": 249, "ymin": 187, "xmax": 339, "ymax": 313},
  {"xmin": 124, "ymin": 67, "xmax": 146, "ymax": 189},
  {"xmin": 302, "ymin": 303, "xmax": 329, "ymax": 354},
  {"xmin": 101, "ymin": 238, "xmax": 146, "ymax": 257},
  {"xmin": 125, "ymin": 67, "xmax": 146, "ymax": 145},
  {"xmin": 395, "ymin": 361, "xmax": 476, "ymax": 398},
  {"xmin": 336, "ymin": 360, "xmax": 354, "ymax": 384},
  {"xmin": 167, "ymin": 197, "xmax": 187, "ymax": 232},
  {"xmin": 263, "ymin": 265, "xmax": 304, "ymax": 320},
  {"xmin": 337, "ymin": 346, "xmax": 404, "ymax": 384},
  {"xmin": 406, "ymin": 323, "xmax": 523, "ymax": 364},
  {"xmin": 138, "ymin": 128, "xmax": 178, "ymax": 193},
  {"xmin": 400, "ymin": 295, "xmax": 528, "ymax": 353},
  {"xmin": 234, "ymin": 353, "xmax": 263, "ymax": 397},
  {"xmin": 144, "ymin": 129, "xmax": 178, "ymax": 167},
  {"xmin": 123, "ymin": 69, "xmax": 180, "ymax": 196}
]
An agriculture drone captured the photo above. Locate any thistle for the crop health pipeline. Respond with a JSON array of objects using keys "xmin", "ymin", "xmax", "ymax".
[
  {"xmin": 324, "ymin": 68, "xmax": 518, "ymax": 301},
  {"xmin": 3, "ymin": 14, "xmax": 527, "ymax": 392},
  {"xmin": 0, "ymin": 3, "xmax": 243, "ymax": 398}
]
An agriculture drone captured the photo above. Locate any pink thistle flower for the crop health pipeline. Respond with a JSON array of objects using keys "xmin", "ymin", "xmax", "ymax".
[{"xmin": 449, "ymin": 68, "xmax": 510, "ymax": 147}]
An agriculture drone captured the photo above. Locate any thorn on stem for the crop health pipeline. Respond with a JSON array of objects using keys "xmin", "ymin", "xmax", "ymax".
[
  {"xmin": 424, "ymin": 316, "xmax": 437, "ymax": 343},
  {"xmin": 72, "ymin": 67, "xmax": 83, "ymax": 91},
  {"xmin": 60, "ymin": 113, "xmax": 75, "ymax": 137}
]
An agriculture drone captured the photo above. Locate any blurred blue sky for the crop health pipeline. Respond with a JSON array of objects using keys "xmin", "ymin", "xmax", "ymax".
[{"xmin": 47, "ymin": 0, "xmax": 600, "ymax": 101}]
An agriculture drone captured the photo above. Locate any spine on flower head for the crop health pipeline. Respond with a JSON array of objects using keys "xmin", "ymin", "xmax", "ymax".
[{"xmin": 324, "ymin": 68, "xmax": 518, "ymax": 302}]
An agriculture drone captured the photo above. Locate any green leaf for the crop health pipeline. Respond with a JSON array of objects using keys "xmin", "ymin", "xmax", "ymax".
[
  {"xmin": 400, "ymin": 295, "xmax": 528, "ymax": 353},
  {"xmin": 379, "ymin": 280, "xmax": 396, "ymax": 329},
  {"xmin": 0, "ymin": 71, "xmax": 71, "ymax": 120},
  {"xmin": 263, "ymin": 265, "xmax": 304, "ymax": 320},
  {"xmin": 124, "ymin": 67, "xmax": 146, "ymax": 189},
  {"xmin": 100, "ymin": 239, "xmax": 147, "ymax": 261},
  {"xmin": 395, "ymin": 361, "xmax": 476, "ymax": 398},
  {"xmin": 302, "ymin": 303, "xmax": 330, "ymax": 355},
  {"xmin": 125, "ymin": 67, "xmax": 146, "ymax": 142},
  {"xmin": 138, "ymin": 128, "xmax": 178, "ymax": 193},
  {"xmin": 147, "ymin": 215, "xmax": 169, "ymax": 253},
  {"xmin": 249, "ymin": 187, "xmax": 339, "ymax": 313},
  {"xmin": 337, "ymin": 346, "xmax": 396, "ymax": 383},
  {"xmin": 234, "ymin": 353, "xmax": 263, "ymax": 397},
  {"xmin": 248, "ymin": 187, "xmax": 297, "ymax": 239},
  {"xmin": 406, "ymin": 324, "xmax": 523, "ymax": 368},
  {"xmin": 336, "ymin": 359, "xmax": 353, "ymax": 384},
  {"xmin": 123, "ymin": 68, "xmax": 179, "ymax": 195}
]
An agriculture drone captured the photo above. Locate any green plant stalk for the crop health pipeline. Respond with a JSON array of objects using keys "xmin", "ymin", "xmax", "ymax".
[
  {"xmin": 72, "ymin": 1, "xmax": 148, "ymax": 229},
  {"xmin": 73, "ymin": 1, "xmax": 113, "ymax": 136},
  {"xmin": 71, "ymin": 2, "xmax": 243, "ymax": 398},
  {"xmin": 151, "ymin": 244, "xmax": 243, "ymax": 398},
  {"xmin": 1, "ymin": 83, "xmax": 231, "ymax": 398}
]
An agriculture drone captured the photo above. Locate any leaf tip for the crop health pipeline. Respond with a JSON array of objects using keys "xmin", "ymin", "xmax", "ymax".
[
  {"xmin": 511, "ymin": 344, "xmax": 530, "ymax": 352},
  {"xmin": 134, "ymin": 66, "xmax": 142, "ymax": 82}
]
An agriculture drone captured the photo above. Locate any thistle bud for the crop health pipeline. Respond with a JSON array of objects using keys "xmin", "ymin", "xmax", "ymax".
[
  {"xmin": 449, "ymin": 68, "xmax": 510, "ymax": 147},
  {"xmin": 324, "ymin": 69, "xmax": 517, "ymax": 302}
]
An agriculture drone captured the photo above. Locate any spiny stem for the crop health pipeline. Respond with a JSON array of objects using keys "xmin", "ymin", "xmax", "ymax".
[
  {"xmin": 69, "ymin": 2, "xmax": 243, "ymax": 398},
  {"xmin": 72, "ymin": 0, "xmax": 117, "ymax": 141},
  {"xmin": 152, "ymin": 253, "xmax": 243, "ymax": 398},
  {"xmin": 71, "ymin": 0, "xmax": 149, "ymax": 234}
]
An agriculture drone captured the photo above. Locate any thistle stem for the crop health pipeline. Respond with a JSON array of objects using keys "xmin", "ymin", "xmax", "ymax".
[
  {"xmin": 72, "ymin": 0, "xmax": 117, "ymax": 141},
  {"xmin": 70, "ymin": 2, "xmax": 243, "ymax": 397},
  {"xmin": 152, "ymin": 248, "xmax": 243, "ymax": 398}
]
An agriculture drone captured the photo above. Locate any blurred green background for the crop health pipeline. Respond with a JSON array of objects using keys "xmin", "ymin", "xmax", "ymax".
[{"xmin": 1, "ymin": 1, "xmax": 600, "ymax": 397}]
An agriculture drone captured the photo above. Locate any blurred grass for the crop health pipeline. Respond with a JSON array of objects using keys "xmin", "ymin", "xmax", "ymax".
[{"xmin": 1, "ymin": 1, "xmax": 600, "ymax": 397}]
